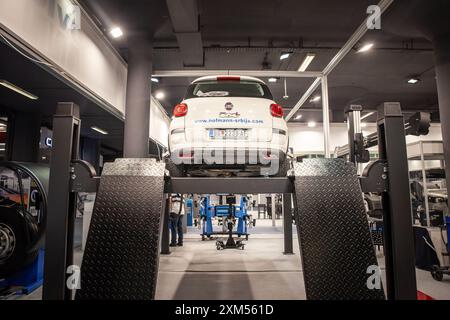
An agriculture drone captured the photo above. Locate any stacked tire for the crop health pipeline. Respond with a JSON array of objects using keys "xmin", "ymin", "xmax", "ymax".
[{"xmin": 0, "ymin": 197, "xmax": 39, "ymax": 278}]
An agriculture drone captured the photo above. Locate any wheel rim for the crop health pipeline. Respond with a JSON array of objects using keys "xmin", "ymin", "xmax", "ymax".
[{"xmin": 0, "ymin": 223, "xmax": 16, "ymax": 262}]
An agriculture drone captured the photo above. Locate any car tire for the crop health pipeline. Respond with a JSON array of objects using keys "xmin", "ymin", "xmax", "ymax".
[
  {"xmin": 431, "ymin": 265, "xmax": 444, "ymax": 281},
  {"xmin": 275, "ymin": 157, "xmax": 291, "ymax": 177},
  {"xmin": 165, "ymin": 159, "xmax": 186, "ymax": 177},
  {"xmin": 0, "ymin": 205, "xmax": 39, "ymax": 278}
]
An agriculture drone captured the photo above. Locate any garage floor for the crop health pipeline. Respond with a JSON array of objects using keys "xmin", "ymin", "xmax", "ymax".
[
  {"xmin": 156, "ymin": 219, "xmax": 450, "ymax": 300},
  {"xmin": 15, "ymin": 218, "xmax": 450, "ymax": 300}
]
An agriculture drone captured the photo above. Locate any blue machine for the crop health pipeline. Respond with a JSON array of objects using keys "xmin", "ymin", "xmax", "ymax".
[
  {"xmin": 447, "ymin": 216, "xmax": 450, "ymax": 253},
  {"xmin": 200, "ymin": 195, "xmax": 249, "ymax": 240},
  {"xmin": 186, "ymin": 198, "xmax": 194, "ymax": 227},
  {"xmin": 0, "ymin": 249, "xmax": 44, "ymax": 296}
]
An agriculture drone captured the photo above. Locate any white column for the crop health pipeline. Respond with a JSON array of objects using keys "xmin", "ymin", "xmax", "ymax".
[{"xmin": 321, "ymin": 76, "xmax": 331, "ymax": 158}]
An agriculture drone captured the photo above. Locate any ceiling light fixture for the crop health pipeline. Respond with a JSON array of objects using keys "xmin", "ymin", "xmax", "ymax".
[
  {"xmin": 268, "ymin": 77, "xmax": 278, "ymax": 83},
  {"xmin": 307, "ymin": 121, "xmax": 317, "ymax": 128},
  {"xmin": 360, "ymin": 111, "xmax": 375, "ymax": 120},
  {"xmin": 357, "ymin": 43, "xmax": 374, "ymax": 53},
  {"xmin": 151, "ymin": 77, "xmax": 159, "ymax": 83},
  {"xmin": 110, "ymin": 27, "xmax": 123, "ymax": 39},
  {"xmin": 0, "ymin": 80, "xmax": 39, "ymax": 100},
  {"xmin": 295, "ymin": 115, "xmax": 302, "ymax": 120},
  {"xmin": 298, "ymin": 53, "xmax": 316, "ymax": 72},
  {"xmin": 155, "ymin": 92, "xmax": 165, "ymax": 100},
  {"xmin": 280, "ymin": 52, "xmax": 292, "ymax": 60},
  {"xmin": 310, "ymin": 96, "xmax": 321, "ymax": 103},
  {"xmin": 407, "ymin": 77, "xmax": 420, "ymax": 84},
  {"xmin": 91, "ymin": 126, "xmax": 109, "ymax": 135},
  {"xmin": 283, "ymin": 78, "xmax": 289, "ymax": 100}
]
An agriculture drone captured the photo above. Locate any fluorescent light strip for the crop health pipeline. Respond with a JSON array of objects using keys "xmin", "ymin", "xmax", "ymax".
[
  {"xmin": 91, "ymin": 126, "xmax": 109, "ymax": 135},
  {"xmin": 310, "ymin": 96, "xmax": 321, "ymax": 103},
  {"xmin": 357, "ymin": 43, "xmax": 374, "ymax": 53},
  {"xmin": 408, "ymin": 78, "xmax": 420, "ymax": 84},
  {"xmin": 280, "ymin": 53, "xmax": 291, "ymax": 60},
  {"xmin": 0, "ymin": 80, "xmax": 39, "ymax": 100},
  {"xmin": 298, "ymin": 53, "xmax": 316, "ymax": 72},
  {"xmin": 360, "ymin": 111, "xmax": 375, "ymax": 120}
]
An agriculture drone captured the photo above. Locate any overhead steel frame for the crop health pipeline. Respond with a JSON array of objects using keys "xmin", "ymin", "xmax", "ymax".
[{"xmin": 153, "ymin": 0, "xmax": 394, "ymax": 159}]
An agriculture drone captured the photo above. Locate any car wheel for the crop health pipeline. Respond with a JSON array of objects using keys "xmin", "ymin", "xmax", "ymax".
[
  {"xmin": 275, "ymin": 157, "xmax": 291, "ymax": 177},
  {"xmin": 0, "ymin": 205, "xmax": 39, "ymax": 278},
  {"xmin": 165, "ymin": 159, "xmax": 185, "ymax": 177},
  {"xmin": 431, "ymin": 265, "xmax": 444, "ymax": 281}
]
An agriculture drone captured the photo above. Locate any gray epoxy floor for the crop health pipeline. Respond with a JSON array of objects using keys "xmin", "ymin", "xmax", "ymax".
[{"xmin": 15, "ymin": 219, "xmax": 450, "ymax": 300}]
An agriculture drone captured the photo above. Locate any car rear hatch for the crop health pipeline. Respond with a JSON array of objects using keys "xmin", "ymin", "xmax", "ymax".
[{"xmin": 184, "ymin": 96, "xmax": 274, "ymax": 144}]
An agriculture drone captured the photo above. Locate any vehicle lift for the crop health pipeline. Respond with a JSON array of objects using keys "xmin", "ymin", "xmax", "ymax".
[
  {"xmin": 200, "ymin": 195, "xmax": 249, "ymax": 242},
  {"xmin": 42, "ymin": 102, "xmax": 418, "ymax": 300},
  {"xmin": 0, "ymin": 162, "xmax": 49, "ymax": 298}
]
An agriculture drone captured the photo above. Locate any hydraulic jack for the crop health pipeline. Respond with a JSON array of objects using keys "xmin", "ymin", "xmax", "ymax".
[{"xmin": 216, "ymin": 196, "xmax": 245, "ymax": 250}]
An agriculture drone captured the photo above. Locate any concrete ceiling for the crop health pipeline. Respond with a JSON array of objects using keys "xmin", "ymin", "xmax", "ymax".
[
  {"xmin": 80, "ymin": 0, "xmax": 440, "ymax": 123},
  {"xmin": 0, "ymin": 0, "xmax": 443, "ymax": 157}
]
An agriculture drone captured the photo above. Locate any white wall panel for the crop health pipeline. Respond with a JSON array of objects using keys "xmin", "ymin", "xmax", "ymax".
[
  {"xmin": 0, "ymin": 0, "xmax": 127, "ymax": 115},
  {"xmin": 288, "ymin": 123, "xmax": 443, "ymax": 154},
  {"xmin": 150, "ymin": 97, "xmax": 170, "ymax": 147}
]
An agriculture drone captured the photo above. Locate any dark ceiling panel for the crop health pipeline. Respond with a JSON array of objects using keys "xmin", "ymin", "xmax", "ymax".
[
  {"xmin": 4, "ymin": 0, "xmax": 439, "ymax": 129},
  {"xmin": 199, "ymin": 0, "xmax": 377, "ymax": 42}
]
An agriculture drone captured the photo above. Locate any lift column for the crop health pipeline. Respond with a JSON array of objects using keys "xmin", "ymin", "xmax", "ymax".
[
  {"xmin": 377, "ymin": 102, "xmax": 417, "ymax": 300},
  {"xmin": 434, "ymin": 34, "xmax": 450, "ymax": 195},
  {"xmin": 43, "ymin": 103, "xmax": 81, "ymax": 300},
  {"xmin": 283, "ymin": 193, "xmax": 293, "ymax": 255}
]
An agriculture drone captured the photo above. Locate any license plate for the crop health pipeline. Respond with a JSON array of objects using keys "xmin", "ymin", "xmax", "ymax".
[{"xmin": 209, "ymin": 129, "xmax": 248, "ymax": 140}]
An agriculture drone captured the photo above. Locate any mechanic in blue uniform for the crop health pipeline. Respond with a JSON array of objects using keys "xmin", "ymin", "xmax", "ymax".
[{"xmin": 169, "ymin": 193, "xmax": 185, "ymax": 247}]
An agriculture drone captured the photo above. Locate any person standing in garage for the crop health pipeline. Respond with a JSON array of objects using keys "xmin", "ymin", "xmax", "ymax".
[{"xmin": 169, "ymin": 193, "xmax": 185, "ymax": 247}]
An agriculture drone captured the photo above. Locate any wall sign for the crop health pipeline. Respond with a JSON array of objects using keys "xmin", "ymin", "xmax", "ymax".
[
  {"xmin": 45, "ymin": 137, "xmax": 53, "ymax": 148},
  {"xmin": 57, "ymin": 0, "xmax": 81, "ymax": 30}
]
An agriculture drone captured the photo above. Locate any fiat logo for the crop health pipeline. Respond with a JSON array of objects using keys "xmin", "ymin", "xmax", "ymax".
[{"xmin": 225, "ymin": 102, "xmax": 234, "ymax": 111}]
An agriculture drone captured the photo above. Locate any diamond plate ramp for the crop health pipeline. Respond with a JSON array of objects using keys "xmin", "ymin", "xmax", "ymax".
[
  {"xmin": 293, "ymin": 159, "xmax": 385, "ymax": 300},
  {"xmin": 76, "ymin": 159, "xmax": 165, "ymax": 300}
]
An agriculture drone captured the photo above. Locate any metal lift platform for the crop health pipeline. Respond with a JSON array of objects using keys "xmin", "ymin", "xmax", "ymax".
[{"xmin": 42, "ymin": 102, "xmax": 417, "ymax": 301}]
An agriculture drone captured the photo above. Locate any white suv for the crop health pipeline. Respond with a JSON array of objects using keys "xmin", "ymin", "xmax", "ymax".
[{"xmin": 168, "ymin": 75, "xmax": 289, "ymax": 177}]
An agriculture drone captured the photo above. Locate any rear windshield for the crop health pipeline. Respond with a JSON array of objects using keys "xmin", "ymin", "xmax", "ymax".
[{"xmin": 185, "ymin": 80, "xmax": 273, "ymax": 100}]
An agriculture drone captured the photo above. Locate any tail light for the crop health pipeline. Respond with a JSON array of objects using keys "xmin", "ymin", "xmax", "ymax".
[
  {"xmin": 173, "ymin": 103, "xmax": 188, "ymax": 117},
  {"xmin": 180, "ymin": 150, "xmax": 194, "ymax": 158},
  {"xmin": 270, "ymin": 104, "xmax": 284, "ymax": 118},
  {"xmin": 217, "ymin": 76, "xmax": 241, "ymax": 81}
]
